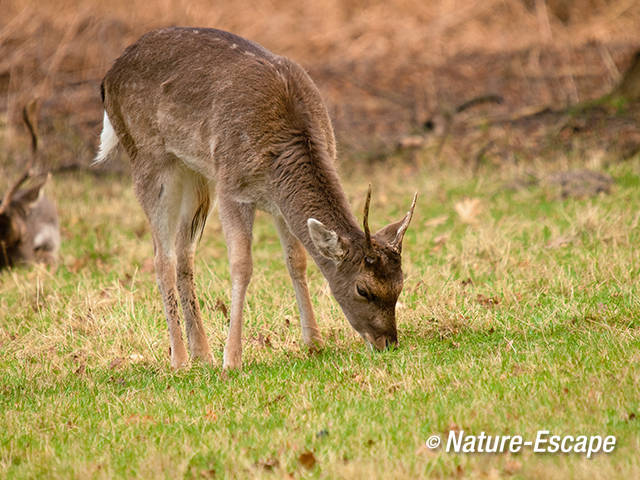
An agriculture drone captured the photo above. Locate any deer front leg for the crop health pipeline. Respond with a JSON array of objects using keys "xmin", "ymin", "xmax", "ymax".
[
  {"xmin": 219, "ymin": 199, "xmax": 255, "ymax": 370},
  {"xmin": 274, "ymin": 215, "xmax": 322, "ymax": 350}
]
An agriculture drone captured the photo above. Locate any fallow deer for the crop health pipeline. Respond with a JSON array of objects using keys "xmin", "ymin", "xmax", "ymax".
[
  {"xmin": 0, "ymin": 104, "xmax": 60, "ymax": 270},
  {"xmin": 95, "ymin": 27, "xmax": 417, "ymax": 369}
]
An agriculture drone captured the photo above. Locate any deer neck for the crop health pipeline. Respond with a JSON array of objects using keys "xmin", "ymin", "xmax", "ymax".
[{"xmin": 271, "ymin": 148, "xmax": 361, "ymax": 280}]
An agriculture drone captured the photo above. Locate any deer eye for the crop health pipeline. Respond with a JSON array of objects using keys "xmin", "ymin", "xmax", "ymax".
[
  {"xmin": 364, "ymin": 255, "xmax": 376, "ymax": 265},
  {"xmin": 356, "ymin": 284, "xmax": 370, "ymax": 300},
  {"xmin": 356, "ymin": 284, "xmax": 378, "ymax": 302}
]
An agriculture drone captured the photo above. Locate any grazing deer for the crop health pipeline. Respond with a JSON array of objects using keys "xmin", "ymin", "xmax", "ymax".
[
  {"xmin": 96, "ymin": 27, "xmax": 417, "ymax": 369},
  {"xmin": 0, "ymin": 105, "xmax": 60, "ymax": 270}
]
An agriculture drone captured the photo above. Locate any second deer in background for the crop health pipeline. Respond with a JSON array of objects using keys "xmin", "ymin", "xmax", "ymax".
[{"xmin": 0, "ymin": 102, "xmax": 60, "ymax": 270}]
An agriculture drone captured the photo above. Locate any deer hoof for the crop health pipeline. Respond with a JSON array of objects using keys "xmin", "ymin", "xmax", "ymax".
[
  {"xmin": 222, "ymin": 348, "xmax": 242, "ymax": 370},
  {"xmin": 305, "ymin": 336, "xmax": 324, "ymax": 354},
  {"xmin": 170, "ymin": 344, "xmax": 189, "ymax": 369},
  {"xmin": 192, "ymin": 350, "xmax": 214, "ymax": 364}
]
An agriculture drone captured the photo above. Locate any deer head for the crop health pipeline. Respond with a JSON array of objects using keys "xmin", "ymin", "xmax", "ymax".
[
  {"xmin": 308, "ymin": 186, "xmax": 417, "ymax": 350},
  {"xmin": 0, "ymin": 103, "xmax": 57, "ymax": 269}
]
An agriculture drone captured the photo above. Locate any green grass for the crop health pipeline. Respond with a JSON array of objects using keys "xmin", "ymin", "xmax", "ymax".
[{"xmin": 1, "ymin": 152, "xmax": 639, "ymax": 479}]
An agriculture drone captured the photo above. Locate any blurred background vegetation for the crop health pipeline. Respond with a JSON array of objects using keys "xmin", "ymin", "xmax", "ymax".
[{"xmin": 0, "ymin": 0, "xmax": 639, "ymax": 173}]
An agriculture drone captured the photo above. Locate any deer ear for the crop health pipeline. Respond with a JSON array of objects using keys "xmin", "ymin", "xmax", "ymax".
[
  {"xmin": 13, "ymin": 173, "xmax": 48, "ymax": 209},
  {"xmin": 374, "ymin": 193, "xmax": 417, "ymax": 252},
  {"xmin": 307, "ymin": 218, "xmax": 346, "ymax": 263},
  {"xmin": 374, "ymin": 219, "xmax": 405, "ymax": 248}
]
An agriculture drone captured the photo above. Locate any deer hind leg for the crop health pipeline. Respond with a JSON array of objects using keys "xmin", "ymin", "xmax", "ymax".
[
  {"xmin": 133, "ymin": 161, "xmax": 188, "ymax": 369},
  {"xmin": 174, "ymin": 171, "xmax": 213, "ymax": 363},
  {"xmin": 274, "ymin": 215, "xmax": 322, "ymax": 349},
  {"xmin": 218, "ymin": 197, "xmax": 255, "ymax": 370}
]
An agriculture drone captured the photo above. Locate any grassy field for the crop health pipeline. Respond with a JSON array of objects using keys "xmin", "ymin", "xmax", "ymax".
[{"xmin": 1, "ymin": 151, "xmax": 639, "ymax": 478}]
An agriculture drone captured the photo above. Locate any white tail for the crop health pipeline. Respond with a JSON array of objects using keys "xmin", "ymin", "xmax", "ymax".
[
  {"xmin": 94, "ymin": 110, "xmax": 119, "ymax": 164},
  {"xmin": 99, "ymin": 27, "xmax": 416, "ymax": 370}
]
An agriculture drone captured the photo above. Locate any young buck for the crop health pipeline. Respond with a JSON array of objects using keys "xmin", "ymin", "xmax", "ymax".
[
  {"xmin": 96, "ymin": 27, "xmax": 417, "ymax": 369},
  {"xmin": 0, "ymin": 104, "xmax": 60, "ymax": 270}
]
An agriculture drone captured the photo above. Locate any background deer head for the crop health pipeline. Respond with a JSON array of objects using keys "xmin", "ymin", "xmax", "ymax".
[{"xmin": 0, "ymin": 102, "xmax": 60, "ymax": 269}]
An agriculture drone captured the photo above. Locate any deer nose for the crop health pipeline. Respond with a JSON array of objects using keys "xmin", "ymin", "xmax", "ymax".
[{"xmin": 385, "ymin": 335, "xmax": 398, "ymax": 350}]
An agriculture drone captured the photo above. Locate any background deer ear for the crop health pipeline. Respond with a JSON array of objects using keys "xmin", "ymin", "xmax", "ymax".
[
  {"xmin": 307, "ymin": 218, "xmax": 346, "ymax": 262},
  {"xmin": 13, "ymin": 173, "xmax": 49, "ymax": 209}
]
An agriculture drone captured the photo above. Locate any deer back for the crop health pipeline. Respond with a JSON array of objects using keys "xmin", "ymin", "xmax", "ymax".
[{"xmin": 102, "ymin": 28, "xmax": 336, "ymax": 202}]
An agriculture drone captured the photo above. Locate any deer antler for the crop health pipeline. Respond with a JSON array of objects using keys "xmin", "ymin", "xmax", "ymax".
[
  {"xmin": 390, "ymin": 192, "xmax": 418, "ymax": 251},
  {"xmin": 23, "ymin": 101, "xmax": 39, "ymax": 155},
  {"xmin": 363, "ymin": 184, "xmax": 372, "ymax": 249},
  {"xmin": 0, "ymin": 102, "xmax": 39, "ymax": 215}
]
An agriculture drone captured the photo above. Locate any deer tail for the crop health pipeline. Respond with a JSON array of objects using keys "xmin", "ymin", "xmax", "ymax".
[{"xmin": 93, "ymin": 110, "xmax": 119, "ymax": 165}]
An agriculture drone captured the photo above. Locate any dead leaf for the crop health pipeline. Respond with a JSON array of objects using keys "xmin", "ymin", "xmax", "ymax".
[
  {"xmin": 546, "ymin": 235, "xmax": 574, "ymax": 249},
  {"xmin": 503, "ymin": 459, "xmax": 522, "ymax": 475},
  {"xmin": 215, "ymin": 298, "xmax": 229, "ymax": 319},
  {"xmin": 433, "ymin": 233, "xmax": 449, "ymax": 245},
  {"xmin": 68, "ymin": 256, "xmax": 88, "ymax": 273},
  {"xmin": 298, "ymin": 451, "xmax": 316, "ymax": 470},
  {"xmin": 129, "ymin": 353, "xmax": 144, "ymax": 363},
  {"xmin": 109, "ymin": 357, "xmax": 124, "ymax": 369},
  {"xmin": 110, "ymin": 376, "xmax": 127, "ymax": 387},
  {"xmin": 487, "ymin": 468, "xmax": 501, "ymax": 480},
  {"xmin": 204, "ymin": 409, "xmax": 217, "ymax": 421},
  {"xmin": 424, "ymin": 215, "xmax": 448, "ymax": 227},
  {"xmin": 262, "ymin": 394, "xmax": 285, "ymax": 407},
  {"xmin": 454, "ymin": 198, "xmax": 482, "ymax": 224},
  {"xmin": 125, "ymin": 414, "xmax": 153, "ymax": 425},
  {"xmin": 199, "ymin": 468, "xmax": 216, "ymax": 478},
  {"xmin": 256, "ymin": 333, "xmax": 272, "ymax": 348},
  {"xmin": 398, "ymin": 134, "xmax": 426, "ymax": 149},
  {"xmin": 476, "ymin": 294, "xmax": 500, "ymax": 306},
  {"xmin": 257, "ymin": 458, "xmax": 279, "ymax": 471}
]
